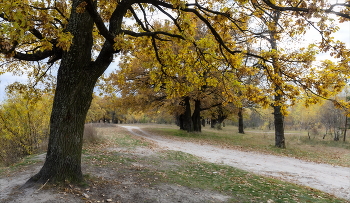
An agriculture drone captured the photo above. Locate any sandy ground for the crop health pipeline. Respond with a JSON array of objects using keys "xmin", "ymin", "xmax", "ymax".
[
  {"xmin": 121, "ymin": 126, "xmax": 350, "ymax": 201},
  {"xmin": 0, "ymin": 126, "xmax": 231, "ymax": 203}
]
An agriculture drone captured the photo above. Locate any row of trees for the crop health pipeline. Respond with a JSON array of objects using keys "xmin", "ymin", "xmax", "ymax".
[
  {"xmin": 87, "ymin": 92, "xmax": 348, "ymax": 142},
  {"xmin": 85, "ymin": 95, "xmax": 175, "ymax": 124},
  {"xmin": 0, "ymin": 85, "xmax": 345, "ymax": 167},
  {"xmin": 244, "ymin": 98, "xmax": 348, "ymax": 141},
  {"xmin": 0, "ymin": 0, "xmax": 349, "ymax": 185}
]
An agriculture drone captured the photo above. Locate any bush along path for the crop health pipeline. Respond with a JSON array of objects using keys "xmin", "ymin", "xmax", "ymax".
[{"xmin": 121, "ymin": 125, "xmax": 350, "ymax": 201}]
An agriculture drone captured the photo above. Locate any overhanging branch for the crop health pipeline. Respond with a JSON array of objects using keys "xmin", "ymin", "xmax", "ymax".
[
  {"xmin": 84, "ymin": 0, "xmax": 115, "ymax": 44},
  {"xmin": 122, "ymin": 30, "xmax": 185, "ymax": 39},
  {"xmin": 262, "ymin": 0, "xmax": 350, "ymax": 19}
]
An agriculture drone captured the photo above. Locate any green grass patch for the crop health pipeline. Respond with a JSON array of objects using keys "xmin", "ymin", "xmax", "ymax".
[
  {"xmin": 299, "ymin": 136, "xmax": 350, "ymax": 149},
  {"xmin": 115, "ymin": 134, "xmax": 149, "ymax": 148},
  {"xmin": 158, "ymin": 151, "xmax": 345, "ymax": 203},
  {"xmin": 160, "ymin": 150, "xmax": 201, "ymax": 162},
  {"xmin": 0, "ymin": 153, "xmax": 44, "ymax": 177}
]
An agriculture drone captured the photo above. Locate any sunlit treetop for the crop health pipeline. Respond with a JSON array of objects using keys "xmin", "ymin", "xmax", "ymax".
[{"xmin": 0, "ymin": 0, "xmax": 256, "ymax": 77}]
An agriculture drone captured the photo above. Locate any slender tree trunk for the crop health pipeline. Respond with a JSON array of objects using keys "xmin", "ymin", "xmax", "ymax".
[
  {"xmin": 274, "ymin": 101, "xmax": 285, "ymax": 148},
  {"xmin": 238, "ymin": 107, "xmax": 244, "ymax": 134},
  {"xmin": 192, "ymin": 99, "xmax": 201, "ymax": 132},
  {"xmin": 343, "ymin": 115, "xmax": 348, "ymax": 142},
  {"xmin": 268, "ymin": 11, "xmax": 285, "ymax": 148},
  {"xmin": 237, "ymin": 91, "xmax": 244, "ymax": 134}
]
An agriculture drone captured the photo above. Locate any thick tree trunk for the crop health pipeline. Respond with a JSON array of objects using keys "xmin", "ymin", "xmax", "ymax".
[
  {"xmin": 211, "ymin": 118, "xmax": 217, "ymax": 128},
  {"xmin": 192, "ymin": 99, "xmax": 201, "ymax": 132},
  {"xmin": 217, "ymin": 116, "xmax": 226, "ymax": 129},
  {"xmin": 238, "ymin": 107, "xmax": 244, "ymax": 134},
  {"xmin": 27, "ymin": 71, "xmax": 97, "ymax": 184},
  {"xmin": 201, "ymin": 119, "xmax": 205, "ymax": 127},
  {"xmin": 25, "ymin": 1, "xmax": 113, "ymax": 185},
  {"xmin": 182, "ymin": 97, "xmax": 193, "ymax": 132},
  {"xmin": 176, "ymin": 113, "xmax": 185, "ymax": 130}
]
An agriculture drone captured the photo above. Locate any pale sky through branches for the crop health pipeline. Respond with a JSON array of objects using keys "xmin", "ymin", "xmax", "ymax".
[{"xmin": 0, "ymin": 1, "xmax": 349, "ymax": 101}]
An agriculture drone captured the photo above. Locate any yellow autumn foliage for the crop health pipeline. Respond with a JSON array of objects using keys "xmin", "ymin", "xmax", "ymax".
[{"xmin": 0, "ymin": 91, "xmax": 52, "ymax": 166}]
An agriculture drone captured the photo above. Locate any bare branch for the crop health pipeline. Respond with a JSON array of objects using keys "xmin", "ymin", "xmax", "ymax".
[
  {"xmin": 14, "ymin": 50, "xmax": 55, "ymax": 61},
  {"xmin": 262, "ymin": 0, "xmax": 350, "ymax": 19},
  {"xmin": 84, "ymin": 0, "xmax": 115, "ymax": 44},
  {"xmin": 122, "ymin": 30, "xmax": 185, "ymax": 39},
  {"xmin": 32, "ymin": 63, "xmax": 54, "ymax": 88},
  {"xmin": 129, "ymin": 6, "xmax": 150, "ymax": 32},
  {"xmin": 153, "ymin": 4, "xmax": 182, "ymax": 32}
]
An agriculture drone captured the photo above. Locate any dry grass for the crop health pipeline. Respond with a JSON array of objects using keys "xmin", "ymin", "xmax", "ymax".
[
  {"xmin": 83, "ymin": 123, "xmax": 102, "ymax": 144},
  {"xmin": 143, "ymin": 124, "xmax": 350, "ymax": 167}
]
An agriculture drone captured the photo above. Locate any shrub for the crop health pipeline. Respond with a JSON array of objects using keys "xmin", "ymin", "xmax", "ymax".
[
  {"xmin": 83, "ymin": 124, "xmax": 99, "ymax": 144},
  {"xmin": 0, "ymin": 93, "xmax": 52, "ymax": 166}
]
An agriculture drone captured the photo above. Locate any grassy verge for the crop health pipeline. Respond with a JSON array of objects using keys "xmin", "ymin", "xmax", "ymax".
[
  {"xmin": 0, "ymin": 153, "xmax": 44, "ymax": 177},
  {"xmin": 81, "ymin": 126, "xmax": 347, "ymax": 202},
  {"xmin": 158, "ymin": 151, "xmax": 343, "ymax": 203},
  {"xmin": 144, "ymin": 125, "xmax": 350, "ymax": 167}
]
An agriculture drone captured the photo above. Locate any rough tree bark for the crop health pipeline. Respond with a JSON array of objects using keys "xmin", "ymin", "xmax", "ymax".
[
  {"xmin": 192, "ymin": 99, "xmax": 201, "ymax": 132},
  {"xmin": 182, "ymin": 96, "xmax": 194, "ymax": 132},
  {"xmin": 274, "ymin": 100, "xmax": 285, "ymax": 148},
  {"xmin": 25, "ymin": 0, "xmax": 121, "ymax": 185}
]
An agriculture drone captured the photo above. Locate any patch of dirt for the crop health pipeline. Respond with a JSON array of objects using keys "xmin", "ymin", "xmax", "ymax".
[
  {"xmin": 0, "ymin": 129, "xmax": 230, "ymax": 203},
  {"xmin": 0, "ymin": 157, "xmax": 81, "ymax": 203}
]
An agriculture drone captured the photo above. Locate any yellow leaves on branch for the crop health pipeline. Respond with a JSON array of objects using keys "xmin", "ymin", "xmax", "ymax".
[
  {"xmin": 0, "ymin": 1, "xmax": 32, "ymax": 40},
  {"xmin": 57, "ymin": 31, "xmax": 74, "ymax": 51},
  {"xmin": 0, "ymin": 0, "xmax": 73, "ymax": 59},
  {"xmin": 99, "ymin": 0, "xmax": 118, "ymax": 20},
  {"xmin": 167, "ymin": 0, "xmax": 187, "ymax": 9},
  {"xmin": 113, "ymin": 34, "xmax": 134, "ymax": 53},
  {"xmin": 304, "ymin": 96, "xmax": 321, "ymax": 108}
]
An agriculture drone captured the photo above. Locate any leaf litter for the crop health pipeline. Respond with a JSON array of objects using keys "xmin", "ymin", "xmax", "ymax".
[{"xmin": 0, "ymin": 124, "xmax": 349, "ymax": 202}]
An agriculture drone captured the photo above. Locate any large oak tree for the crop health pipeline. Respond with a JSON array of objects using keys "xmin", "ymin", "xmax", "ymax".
[
  {"xmin": 0, "ymin": 0, "xmax": 349, "ymax": 186},
  {"xmin": 0, "ymin": 0, "xmax": 256, "ymax": 185}
]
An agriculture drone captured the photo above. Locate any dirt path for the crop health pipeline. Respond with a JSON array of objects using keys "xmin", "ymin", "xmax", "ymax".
[{"xmin": 121, "ymin": 126, "xmax": 350, "ymax": 200}]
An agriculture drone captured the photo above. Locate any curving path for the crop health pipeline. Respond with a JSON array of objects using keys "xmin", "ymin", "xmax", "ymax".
[{"xmin": 121, "ymin": 125, "xmax": 350, "ymax": 200}]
